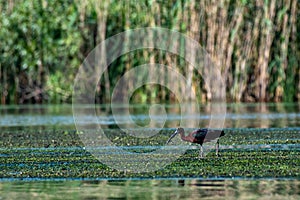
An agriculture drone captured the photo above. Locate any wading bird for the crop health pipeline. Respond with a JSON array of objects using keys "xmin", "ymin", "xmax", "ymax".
[{"xmin": 166, "ymin": 127, "xmax": 225, "ymax": 158}]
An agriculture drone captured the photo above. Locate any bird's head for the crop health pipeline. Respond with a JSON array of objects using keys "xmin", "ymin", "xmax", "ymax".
[{"xmin": 166, "ymin": 127, "xmax": 184, "ymax": 144}]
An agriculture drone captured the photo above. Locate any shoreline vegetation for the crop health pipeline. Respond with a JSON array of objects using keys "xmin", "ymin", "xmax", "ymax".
[{"xmin": 0, "ymin": 0, "xmax": 299, "ymax": 104}]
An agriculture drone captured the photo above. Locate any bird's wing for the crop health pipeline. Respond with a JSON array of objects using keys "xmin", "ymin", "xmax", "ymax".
[
  {"xmin": 192, "ymin": 129, "xmax": 208, "ymax": 142},
  {"xmin": 203, "ymin": 129, "xmax": 223, "ymax": 141}
]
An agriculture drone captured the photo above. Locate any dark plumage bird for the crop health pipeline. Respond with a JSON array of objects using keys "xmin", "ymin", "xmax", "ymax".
[{"xmin": 166, "ymin": 127, "xmax": 225, "ymax": 158}]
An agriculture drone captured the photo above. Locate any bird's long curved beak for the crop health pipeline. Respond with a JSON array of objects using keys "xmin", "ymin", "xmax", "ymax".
[{"xmin": 166, "ymin": 129, "xmax": 178, "ymax": 144}]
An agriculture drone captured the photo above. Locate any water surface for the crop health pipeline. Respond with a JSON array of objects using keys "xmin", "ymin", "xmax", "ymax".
[
  {"xmin": 1, "ymin": 179, "xmax": 299, "ymax": 200},
  {"xmin": 0, "ymin": 103, "xmax": 299, "ymax": 199},
  {"xmin": 1, "ymin": 103, "xmax": 300, "ymax": 129}
]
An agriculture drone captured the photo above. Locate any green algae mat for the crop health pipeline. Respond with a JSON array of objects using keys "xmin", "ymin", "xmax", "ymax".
[{"xmin": 1, "ymin": 128, "xmax": 299, "ymax": 179}]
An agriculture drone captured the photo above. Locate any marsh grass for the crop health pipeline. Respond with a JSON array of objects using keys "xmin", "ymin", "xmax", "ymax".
[{"xmin": 0, "ymin": 128, "xmax": 299, "ymax": 179}]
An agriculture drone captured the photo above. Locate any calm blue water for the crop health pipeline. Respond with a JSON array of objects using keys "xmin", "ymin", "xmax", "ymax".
[{"xmin": 1, "ymin": 103, "xmax": 300, "ymax": 128}]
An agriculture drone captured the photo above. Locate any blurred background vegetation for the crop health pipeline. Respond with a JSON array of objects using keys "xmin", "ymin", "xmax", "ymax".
[{"xmin": 0, "ymin": 0, "xmax": 299, "ymax": 104}]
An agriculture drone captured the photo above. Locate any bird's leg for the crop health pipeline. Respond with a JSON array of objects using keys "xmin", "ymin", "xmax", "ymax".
[
  {"xmin": 216, "ymin": 139, "xmax": 220, "ymax": 157},
  {"xmin": 199, "ymin": 145, "xmax": 204, "ymax": 159}
]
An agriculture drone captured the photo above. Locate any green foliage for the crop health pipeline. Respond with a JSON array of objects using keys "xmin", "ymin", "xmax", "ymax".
[
  {"xmin": 0, "ymin": 0, "xmax": 82, "ymax": 103},
  {"xmin": 283, "ymin": 55, "xmax": 297, "ymax": 102},
  {"xmin": 0, "ymin": 0, "xmax": 299, "ymax": 104}
]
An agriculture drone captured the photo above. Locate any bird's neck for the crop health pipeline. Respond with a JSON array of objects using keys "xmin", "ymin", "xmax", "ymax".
[{"xmin": 180, "ymin": 132, "xmax": 190, "ymax": 142}]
